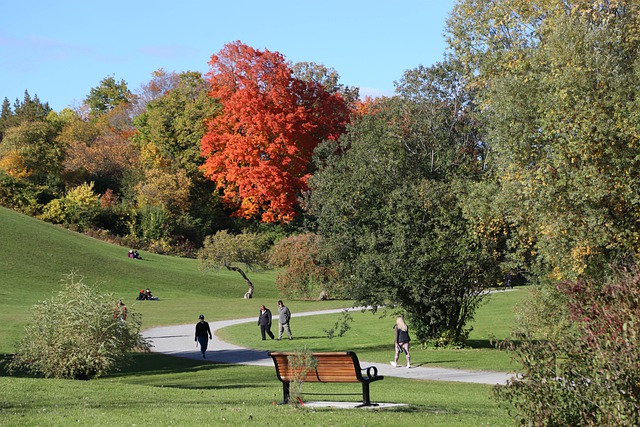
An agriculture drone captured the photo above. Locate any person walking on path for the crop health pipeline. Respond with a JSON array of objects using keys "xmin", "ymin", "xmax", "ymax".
[
  {"xmin": 258, "ymin": 305, "xmax": 275, "ymax": 340},
  {"xmin": 390, "ymin": 316, "xmax": 411, "ymax": 368},
  {"xmin": 195, "ymin": 314, "xmax": 212, "ymax": 358},
  {"xmin": 277, "ymin": 300, "xmax": 292, "ymax": 340}
]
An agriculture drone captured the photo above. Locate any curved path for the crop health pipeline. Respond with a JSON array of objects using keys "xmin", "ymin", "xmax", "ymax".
[{"xmin": 142, "ymin": 308, "xmax": 514, "ymax": 386}]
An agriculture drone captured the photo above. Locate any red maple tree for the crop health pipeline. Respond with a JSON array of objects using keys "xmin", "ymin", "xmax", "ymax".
[{"xmin": 200, "ymin": 41, "xmax": 350, "ymax": 223}]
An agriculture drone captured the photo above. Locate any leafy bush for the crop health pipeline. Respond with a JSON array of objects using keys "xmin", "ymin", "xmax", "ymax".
[
  {"xmin": 494, "ymin": 269, "xmax": 640, "ymax": 426},
  {"xmin": 269, "ymin": 233, "xmax": 342, "ymax": 299},
  {"xmin": 0, "ymin": 172, "xmax": 47, "ymax": 215},
  {"xmin": 40, "ymin": 182, "xmax": 101, "ymax": 230},
  {"xmin": 9, "ymin": 271, "xmax": 149, "ymax": 379}
]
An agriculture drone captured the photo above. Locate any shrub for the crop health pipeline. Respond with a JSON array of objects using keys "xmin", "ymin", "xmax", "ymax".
[
  {"xmin": 9, "ymin": 271, "xmax": 149, "ymax": 379},
  {"xmin": 270, "ymin": 233, "xmax": 342, "ymax": 299},
  {"xmin": 287, "ymin": 347, "xmax": 318, "ymax": 406},
  {"xmin": 494, "ymin": 268, "xmax": 640, "ymax": 426},
  {"xmin": 40, "ymin": 182, "xmax": 101, "ymax": 231}
]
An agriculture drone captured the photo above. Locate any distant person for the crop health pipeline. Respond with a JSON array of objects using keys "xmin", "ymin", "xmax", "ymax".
[
  {"xmin": 128, "ymin": 250, "xmax": 134, "ymax": 259},
  {"xmin": 504, "ymin": 273, "xmax": 513, "ymax": 289},
  {"xmin": 114, "ymin": 299, "xmax": 127, "ymax": 321},
  {"xmin": 277, "ymin": 300, "xmax": 292, "ymax": 340},
  {"xmin": 258, "ymin": 305, "xmax": 275, "ymax": 340},
  {"xmin": 390, "ymin": 316, "xmax": 411, "ymax": 368},
  {"xmin": 137, "ymin": 289, "xmax": 145, "ymax": 300},
  {"xmin": 195, "ymin": 314, "xmax": 212, "ymax": 358},
  {"xmin": 145, "ymin": 288, "xmax": 159, "ymax": 300},
  {"xmin": 133, "ymin": 250, "xmax": 142, "ymax": 259}
]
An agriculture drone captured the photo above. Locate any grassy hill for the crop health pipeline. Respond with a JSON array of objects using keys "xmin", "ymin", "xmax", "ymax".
[{"xmin": 0, "ymin": 206, "xmax": 347, "ymax": 353}]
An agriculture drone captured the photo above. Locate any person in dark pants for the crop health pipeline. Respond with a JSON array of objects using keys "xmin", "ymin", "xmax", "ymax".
[
  {"xmin": 277, "ymin": 300, "xmax": 292, "ymax": 340},
  {"xmin": 258, "ymin": 304, "xmax": 275, "ymax": 340},
  {"xmin": 195, "ymin": 314, "xmax": 212, "ymax": 358}
]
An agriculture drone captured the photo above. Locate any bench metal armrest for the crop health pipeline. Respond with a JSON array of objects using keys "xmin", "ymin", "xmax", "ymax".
[{"xmin": 361, "ymin": 366, "xmax": 379, "ymax": 380}]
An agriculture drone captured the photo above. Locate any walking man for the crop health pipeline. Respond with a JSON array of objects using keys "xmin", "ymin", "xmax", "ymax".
[
  {"xmin": 258, "ymin": 305, "xmax": 275, "ymax": 340},
  {"xmin": 195, "ymin": 314, "xmax": 212, "ymax": 358},
  {"xmin": 277, "ymin": 300, "xmax": 292, "ymax": 340}
]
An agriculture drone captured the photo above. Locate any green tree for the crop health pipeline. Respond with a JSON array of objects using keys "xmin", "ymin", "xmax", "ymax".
[
  {"xmin": 198, "ymin": 230, "xmax": 271, "ymax": 299},
  {"xmin": 0, "ymin": 119, "xmax": 64, "ymax": 189},
  {"xmin": 308, "ymin": 65, "xmax": 499, "ymax": 344},
  {"xmin": 290, "ymin": 61, "xmax": 360, "ymax": 108},
  {"xmin": 85, "ymin": 75, "xmax": 133, "ymax": 117},
  {"xmin": 133, "ymin": 71, "xmax": 224, "ymax": 246},
  {"xmin": 9, "ymin": 272, "xmax": 149, "ymax": 379},
  {"xmin": 133, "ymin": 71, "xmax": 219, "ymax": 173},
  {"xmin": 446, "ymin": 0, "xmax": 640, "ymax": 282}
]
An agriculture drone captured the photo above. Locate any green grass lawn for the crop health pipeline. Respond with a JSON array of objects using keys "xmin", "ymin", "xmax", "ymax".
[{"xmin": 0, "ymin": 206, "xmax": 522, "ymax": 426}]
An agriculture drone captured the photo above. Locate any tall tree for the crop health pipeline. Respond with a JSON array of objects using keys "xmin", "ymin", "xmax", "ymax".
[
  {"xmin": 200, "ymin": 41, "xmax": 350, "ymax": 223},
  {"xmin": 61, "ymin": 104, "xmax": 139, "ymax": 195},
  {"xmin": 134, "ymin": 71, "xmax": 219, "ymax": 173},
  {"xmin": 0, "ymin": 119, "xmax": 63, "ymax": 188},
  {"xmin": 85, "ymin": 76, "xmax": 133, "ymax": 117},
  {"xmin": 308, "ymin": 63, "xmax": 499, "ymax": 344},
  {"xmin": 447, "ymin": 0, "xmax": 640, "ymax": 281},
  {"xmin": 446, "ymin": 1, "xmax": 640, "ymax": 423},
  {"xmin": 290, "ymin": 61, "xmax": 360, "ymax": 108},
  {"xmin": 133, "ymin": 71, "xmax": 224, "ymax": 245}
]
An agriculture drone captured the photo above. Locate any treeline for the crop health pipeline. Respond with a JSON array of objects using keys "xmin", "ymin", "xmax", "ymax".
[
  {"xmin": 2, "ymin": 1, "xmax": 640, "ymax": 422},
  {"xmin": 0, "ymin": 73, "xmax": 227, "ymax": 256}
]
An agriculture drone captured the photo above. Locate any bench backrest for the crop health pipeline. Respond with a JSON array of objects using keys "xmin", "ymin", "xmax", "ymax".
[{"xmin": 269, "ymin": 351, "xmax": 364, "ymax": 383}]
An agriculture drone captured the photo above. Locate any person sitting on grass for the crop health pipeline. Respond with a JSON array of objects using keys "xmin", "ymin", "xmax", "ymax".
[{"xmin": 145, "ymin": 288, "xmax": 159, "ymax": 300}]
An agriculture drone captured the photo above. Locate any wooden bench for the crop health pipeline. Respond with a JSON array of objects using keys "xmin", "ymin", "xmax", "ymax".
[{"xmin": 268, "ymin": 351, "xmax": 384, "ymax": 407}]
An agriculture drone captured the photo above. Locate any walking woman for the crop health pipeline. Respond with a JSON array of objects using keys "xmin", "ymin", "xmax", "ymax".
[{"xmin": 390, "ymin": 316, "xmax": 411, "ymax": 368}]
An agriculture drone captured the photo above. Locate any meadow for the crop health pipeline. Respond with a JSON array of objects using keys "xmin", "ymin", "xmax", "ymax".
[{"xmin": 0, "ymin": 206, "xmax": 523, "ymax": 426}]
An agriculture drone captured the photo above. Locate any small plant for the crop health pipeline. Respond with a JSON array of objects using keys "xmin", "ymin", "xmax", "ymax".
[
  {"xmin": 286, "ymin": 346, "xmax": 318, "ymax": 406},
  {"xmin": 323, "ymin": 309, "xmax": 353, "ymax": 339}
]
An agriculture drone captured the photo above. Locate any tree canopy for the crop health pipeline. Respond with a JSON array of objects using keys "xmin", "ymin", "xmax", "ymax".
[
  {"xmin": 308, "ymin": 63, "xmax": 499, "ymax": 344},
  {"xmin": 200, "ymin": 41, "xmax": 350, "ymax": 223}
]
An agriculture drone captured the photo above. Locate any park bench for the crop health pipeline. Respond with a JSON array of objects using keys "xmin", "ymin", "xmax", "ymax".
[{"xmin": 268, "ymin": 351, "xmax": 384, "ymax": 407}]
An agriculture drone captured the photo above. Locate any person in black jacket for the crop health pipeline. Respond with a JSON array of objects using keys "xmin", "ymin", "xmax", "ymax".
[
  {"xmin": 258, "ymin": 305, "xmax": 275, "ymax": 340},
  {"xmin": 390, "ymin": 316, "xmax": 411, "ymax": 368},
  {"xmin": 195, "ymin": 314, "xmax": 212, "ymax": 358}
]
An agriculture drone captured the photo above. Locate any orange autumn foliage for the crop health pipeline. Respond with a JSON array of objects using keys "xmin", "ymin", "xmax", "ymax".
[{"xmin": 200, "ymin": 41, "xmax": 349, "ymax": 223}]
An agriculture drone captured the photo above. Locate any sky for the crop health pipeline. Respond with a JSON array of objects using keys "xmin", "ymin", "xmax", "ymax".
[{"xmin": 0, "ymin": 1, "xmax": 456, "ymax": 112}]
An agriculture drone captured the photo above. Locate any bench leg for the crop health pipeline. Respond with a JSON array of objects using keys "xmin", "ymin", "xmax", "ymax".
[
  {"xmin": 278, "ymin": 381, "xmax": 290, "ymax": 405},
  {"xmin": 356, "ymin": 382, "xmax": 378, "ymax": 407}
]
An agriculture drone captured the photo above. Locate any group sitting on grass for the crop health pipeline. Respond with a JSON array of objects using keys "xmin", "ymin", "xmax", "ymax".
[
  {"xmin": 128, "ymin": 250, "xmax": 142, "ymax": 259},
  {"xmin": 137, "ymin": 288, "xmax": 158, "ymax": 301}
]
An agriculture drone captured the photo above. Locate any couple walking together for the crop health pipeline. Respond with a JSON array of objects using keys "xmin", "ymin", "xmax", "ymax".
[
  {"xmin": 258, "ymin": 300, "xmax": 292, "ymax": 340},
  {"xmin": 194, "ymin": 301, "xmax": 293, "ymax": 359}
]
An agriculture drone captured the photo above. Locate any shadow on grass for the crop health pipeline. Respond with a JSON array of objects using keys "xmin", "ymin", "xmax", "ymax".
[
  {"xmin": 0, "ymin": 352, "xmax": 230, "ymax": 380},
  {"xmin": 113, "ymin": 352, "xmax": 227, "ymax": 376},
  {"xmin": 465, "ymin": 339, "xmax": 499, "ymax": 349}
]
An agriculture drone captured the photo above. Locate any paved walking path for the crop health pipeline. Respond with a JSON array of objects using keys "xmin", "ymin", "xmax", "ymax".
[{"xmin": 143, "ymin": 308, "xmax": 514, "ymax": 386}]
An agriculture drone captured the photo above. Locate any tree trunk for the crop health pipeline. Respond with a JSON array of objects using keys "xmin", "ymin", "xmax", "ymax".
[{"xmin": 226, "ymin": 265, "xmax": 254, "ymax": 298}]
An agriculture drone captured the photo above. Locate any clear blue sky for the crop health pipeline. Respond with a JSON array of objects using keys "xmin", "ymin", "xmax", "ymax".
[{"xmin": 0, "ymin": 1, "xmax": 455, "ymax": 111}]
